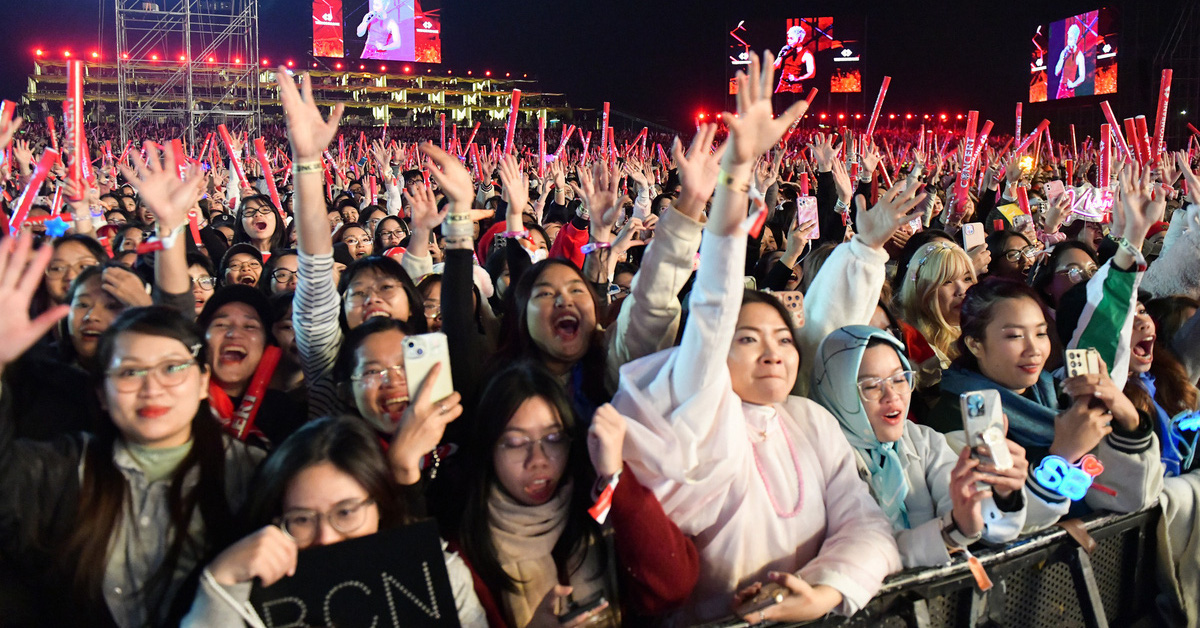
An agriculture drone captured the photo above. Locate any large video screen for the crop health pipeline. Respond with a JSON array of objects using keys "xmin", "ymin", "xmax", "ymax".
[
  {"xmin": 313, "ymin": 0, "xmax": 441, "ymax": 64},
  {"xmin": 1030, "ymin": 8, "xmax": 1117, "ymax": 102},
  {"xmin": 728, "ymin": 17, "xmax": 862, "ymax": 95}
]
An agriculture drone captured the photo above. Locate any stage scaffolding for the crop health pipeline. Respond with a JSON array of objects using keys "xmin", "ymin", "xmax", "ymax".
[{"xmin": 114, "ymin": 0, "xmax": 260, "ymax": 147}]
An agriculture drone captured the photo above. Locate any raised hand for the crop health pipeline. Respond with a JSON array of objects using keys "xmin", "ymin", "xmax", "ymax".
[
  {"xmin": 722, "ymin": 51, "xmax": 809, "ymax": 167},
  {"xmin": 588, "ymin": 404, "xmax": 627, "ymax": 479},
  {"xmin": 0, "ymin": 115, "xmax": 22, "ymax": 153},
  {"xmin": 569, "ymin": 161, "xmax": 622, "ymax": 244},
  {"xmin": 276, "ymin": 68, "xmax": 345, "ymax": 161},
  {"xmin": 497, "ymin": 153, "xmax": 529, "ymax": 230},
  {"xmin": 947, "ymin": 446, "xmax": 988, "ymax": 538},
  {"xmin": 388, "ymin": 362, "xmax": 462, "ymax": 485},
  {"xmin": 671, "ymin": 123, "xmax": 727, "ymax": 219},
  {"xmin": 0, "ymin": 234, "xmax": 69, "ymax": 375},
  {"xmin": 1176, "ymin": 150, "xmax": 1200, "ymax": 206},
  {"xmin": 421, "ymin": 142, "xmax": 474, "ymax": 210},
  {"xmin": 856, "ymin": 180, "xmax": 928, "ymax": 249},
  {"xmin": 809, "ymin": 132, "xmax": 841, "ymax": 173},
  {"xmin": 371, "ymin": 138, "xmax": 391, "ymax": 175},
  {"xmin": 830, "ymin": 157, "xmax": 853, "ymax": 204},
  {"xmin": 403, "ymin": 181, "xmax": 446, "ymax": 231},
  {"xmin": 977, "ymin": 438, "xmax": 1030, "ymax": 501},
  {"xmin": 1117, "ymin": 160, "xmax": 1167, "ymax": 248},
  {"xmin": 118, "ymin": 141, "xmax": 206, "ymax": 230},
  {"xmin": 860, "ymin": 142, "xmax": 882, "ymax": 178},
  {"xmin": 1050, "ymin": 396, "xmax": 1112, "ymax": 464},
  {"xmin": 623, "ymin": 157, "xmax": 649, "ymax": 193}
]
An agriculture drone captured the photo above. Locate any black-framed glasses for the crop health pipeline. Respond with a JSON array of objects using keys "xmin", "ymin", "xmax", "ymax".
[
  {"xmin": 228, "ymin": 261, "xmax": 263, "ymax": 273},
  {"xmin": 495, "ymin": 431, "xmax": 571, "ymax": 465},
  {"xmin": 276, "ymin": 498, "xmax": 376, "ymax": 548},
  {"xmin": 271, "ymin": 268, "xmax": 297, "ymax": 283},
  {"xmin": 45, "ymin": 260, "xmax": 99, "ymax": 278},
  {"xmin": 856, "ymin": 370, "xmax": 915, "ymax": 402},
  {"xmin": 378, "ymin": 228, "xmax": 406, "ymax": 240},
  {"xmin": 242, "ymin": 205, "xmax": 275, "ymax": 218},
  {"xmin": 190, "ymin": 276, "xmax": 217, "ymax": 290}
]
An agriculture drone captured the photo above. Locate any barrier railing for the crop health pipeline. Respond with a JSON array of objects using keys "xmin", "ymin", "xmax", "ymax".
[{"xmin": 710, "ymin": 508, "xmax": 1162, "ymax": 628}]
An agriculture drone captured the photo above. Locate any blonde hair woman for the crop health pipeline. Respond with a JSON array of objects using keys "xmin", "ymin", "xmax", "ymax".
[{"xmin": 895, "ymin": 241, "xmax": 976, "ymax": 388}]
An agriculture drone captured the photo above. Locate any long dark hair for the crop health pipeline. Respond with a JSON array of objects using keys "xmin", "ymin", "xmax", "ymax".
[
  {"xmin": 335, "ymin": 255, "xmax": 427, "ymax": 332},
  {"xmin": 232, "ymin": 194, "xmax": 286, "ymax": 251},
  {"xmin": 458, "ymin": 361, "xmax": 603, "ymax": 596},
  {"xmin": 240, "ymin": 416, "xmax": 407, "ymax": 534},
  {"xmin": 1029, "ymin": 240, "xmax": 1096, "ymax": 306},
  {"xmin": 1127, "ymin": 296, "xmax": 1199, "ymax": 418},
  {"xmin": 373, "ymin": 216, "xmax": 411, "ymax": 255},
  {"xmin": 496, "ymin": 258, "xmax": 606, "ymax": 402},
  {"xmin": 63, "ymin": 307, "xmax": 233, "ymax": 612}
]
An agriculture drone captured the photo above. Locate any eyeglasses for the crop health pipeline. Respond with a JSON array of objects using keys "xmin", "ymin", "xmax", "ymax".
[
  {"xmin": 228, "ymin": 261, "xmax": 262, "ymax": 273},
  {"xmin": 45, "ymin": 259, "xmax": 99, "ymax": 278},
  {"xmin": 106, "ymin": 359, "xmax": 198, "ymax": 392},
  {"xmin": 191, "ymin": 276, "xmax": 217, "ymax": 290},
  {"xmin": 1003, "ymin": 246, "xmax": 1040, "ymax": 262},
  {"xmin": 495, "ymin": 431, "xmax": 571, "ymax": 465},
  {"xmin": 1055, "ymin": 263, "xmax": 1098, "ymax": 284},
  {"xmin": 346, "ymin": 282, "xmax": 402, "ymax": 304},
  {"xmin": 423, "ymin": 302, "xmax": 442, "ymax": 320},
  {"xmin": 276, "ymin": 498, "xmax": 376, "ymax": 548},
  {"xmin": 856, "ymin": 370, "xmax": 915, "ymax": 402},
  {"xmin": 271, "ymin": 268, "xmax": 297, "ymax": 283},
  {"xmin": 343, "ymin": 235, "xmax": 373, "ymax": 247},
  {"xmin": 351, "ymin": 364, "xmax": 405, "ymax": 388},
  {"xmin": 379, "ymin": 228, "xmax": 406, "ymax": 240},
  {"xmin": 607, "ymin": 284, "xmax": 632, "ymax": 297},
  {"xmin": 241, "ymin": 205, "xmax": 275, "ymax": 218}
]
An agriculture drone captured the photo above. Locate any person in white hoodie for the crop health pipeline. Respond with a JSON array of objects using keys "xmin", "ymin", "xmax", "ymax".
[
  {"xmin": 812, "ymin": 325, "xmax": 1068, "ymax": 568},
  {"xmin": 612, "ymin": 51, "xmax": 903, "ymax": 626}
]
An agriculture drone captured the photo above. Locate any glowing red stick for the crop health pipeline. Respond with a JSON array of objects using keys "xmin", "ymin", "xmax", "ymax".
[
  {"xmin": 10, "ymin": 148, "xmax": 59, "ymax": 235},
  {"xmin": 1015, "ymin": 102, "xmax": 1023, "ymax": 141},
  {"xmin": 439, "ymin": 113, "xmax": 446, "ymax": 150},
  {"xmin": 537, "ymin": 115, "xmax": 546, "ymax": 178},
  {"xmin": 1016, "ymin": 185, "xmax": 1031, "ymax": 215},
  {"xmin": 553, "ymin": 125, "xmax": 575, "ymax": 160},
  {"xmin": 504, "ymin": 89, "xmax": 522, "ymax": 155},
  {"xmin": 252, "ymin": 137, "xmax": 282, "ymax": 210},
  {"xmin": 1154, "ymin": 70, "xmax": 1173, "ymax": 161},
  {"xmin": 1012, "ymin": 119, "xmax": 1050, "ymax": 157},
  {"xmin": 63, "ymin": 60, "xmax": 90, "ymax": 200},
  {"xmin": 1099, "ymin": 124, "xmax": 1111, "ymax": 185},
  {"xmin": 218, "ymin": 124, "xmax": 248, "ymax": 189},
  {"xmin": 600, "ymin": 101, "xmax": 610, "ymax": 162},
  {"xmin": 864, "ymin": 77, "xmax": 890, "ymax": 139},
  {"xmin": 188, "ymin": 211, "xmax": 201, "ymax": 245},
  {"xmin": 46, "ymin": 115, "xmax": 58, "ymax": 153},
  {"xmin": 951, "ymin": 111, "xmax": 980, "ymax": 213},
  {"xmin": 1100, "ymin": 102, "xmax": 1131, "ymax": 160},
  {"xmin": 1070, "ymin": 124, "xmax": 1077, "ymax": 157},
  {"xmin": 169, "ymin": 139, "xmax": 189, "ymax": 180},
  {"xmin": 465, "ymin": 121, "xmax": 481, "ymax": 148},
  {"xmin": 1134, "ymin": 116, "xmax": 1152, "ymax": 166}
]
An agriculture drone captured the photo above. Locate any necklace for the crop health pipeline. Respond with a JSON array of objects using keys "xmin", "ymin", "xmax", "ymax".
[{"xmin": 750, "ymin": 412, "xmax": 805, "ymax": 518}]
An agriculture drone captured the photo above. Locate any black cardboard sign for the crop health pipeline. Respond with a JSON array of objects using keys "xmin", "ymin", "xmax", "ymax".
[{"xmin": 249, "ymin": 519, "xmax": 461, "ymax": 627}]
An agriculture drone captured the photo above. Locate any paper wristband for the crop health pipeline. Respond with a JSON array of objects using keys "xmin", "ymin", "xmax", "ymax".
[{"xmin": 588, "ymin": 470, "xmax": 621, "ymax": 524}]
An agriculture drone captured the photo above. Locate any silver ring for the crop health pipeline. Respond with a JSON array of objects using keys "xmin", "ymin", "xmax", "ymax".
[{"xmin": 438, "ymin": 404, "xmax": 447, "ymax": 414}]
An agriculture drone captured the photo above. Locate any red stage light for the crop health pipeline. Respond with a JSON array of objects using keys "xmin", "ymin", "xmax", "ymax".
[
  {"xmin": 287, "ymin": 60, "xmax": 294, "ymax": 68},
  {"xmin": 335, "ymin": 62, "xmax": 343, "ymax": 69},
  {"xmin": 888, "ymin": 113, "xmax": 896, "ymax": 120},
  {"xmin": 208, "ymin": 56, "xmax": 216, "ymax": 63},
  {"xmin": 261, "ymin": 59, "xmax": 268, "ymax": 66},
  {"xmin": 838, "ymin": 113, "xmax": 845, "ymax": 120},
  {"xmin": 63, "ymin": 51, "xmax": 72, "ymax": 58},
  {"xmin": 956, "ymin": 114, "xmax": 963, "ymax": 120},
  {"xmin": 151, "ymin": 53, "xmax": 159, "ymax": 61},
  {"xmin": 447, "ymin": 69, "xmax": 451, "ymax": 74},
  {"xmin": 179, "ymin": 55, "xmax": 187, "ymax": 62},
  {"xmin": 820, "ymin": 113, "xmax": 827, "ymax": 120},
  {"xmin": 467, "ymin": 70, "xmax": 472, "ymax": 75},
  {"xmin": 359, "ymin": 64, "xmax": 365, "ymax": 70},
  {"xmin": 905, "ymin": 113, "xmax": 912, "ymax": 120},
  {"xmin": 485, "ymin": 70, "xmax": 491, "ymax": 77},
  {"xmin": 234, "ymin": 57, "xmax": 241, "ymax": 64},
  {"xmin": 505, "ymin": 72, "xmax": 511, "ymax": 77},
  {"xmin": 91, "ymin": 51, "xmax": 99, "ymax": 59},
  {"xmin": 122, "ymin": 52, "xmax": 129, "ymax": 59},
  {"xmin": 403, "ymin": 66, "xmax": 411, "ymax": 73},
  {"xmin": 924, "ymin": 114, "xmax": 931, "ymax": 120},
  {"xmin": 35, "ymin": 49, "xmax": 44, "ymax": 57},
  {"xmin": 698, "ymin": 113, "xmax": 706, "ymax": 120},
  {"xmin": 380, "ymin": 65, "xmax": 386, "ymax": 72},
  {"xmin": 939, "ymin": 113, "xmax": 947, "ymax": 120},
  {"xmin": 523, "ymin": 74, "xmax": 528, "ymax": 78},
  {"xmin": 854, "ymin": 114, "xmax": 862, "ymax": 120},
  {"xmin": 716, "ymin": 113, "xmax": 723, "ymax": 120}
]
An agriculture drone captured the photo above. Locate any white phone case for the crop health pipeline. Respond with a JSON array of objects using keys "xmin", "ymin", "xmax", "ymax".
[{"xmin": 403, "ymin": 332, "xmax": 454, "ymax": 403}]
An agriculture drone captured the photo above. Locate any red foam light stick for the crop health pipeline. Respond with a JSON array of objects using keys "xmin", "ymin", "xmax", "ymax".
[
  {"xmin": 553, "ymin": 125, "xmax": 575, "ymax": 160},
  {"xmin": 917, "ymin": 124, "xmax": 925, "ymax": 153},
  {"xmin": 805, "ymin": 87, "xmax": 819, "ymax": 106},
  {"xmin": 168, "ymin": 139, "xmax": 188, "ymax": 180},
  {"xmin": 116, "ymin": 139, "xmax": 133, "ymax": 165},
  {"xmin": 46, "ymin": 115, "xmax": 58, "ymax": 153},
  {"xmin": 1064, "ymin": 159, "xmax": 1074, "ymax": 181},
  {"xmin": 1043, "ymin": 125, "xmax": 1055, "ymax": 161},
  {"xmin": 469, "ymin": 142, "xmax": 481, "ymax": 182},
  {"xmin": 864, "ymin": 77, "xmax": 890, "ymax": 139},
  {"xmin": 537, "ymin": 115, "xmax": 546, "ymax": 178},
  {"xmin": 338, "ymin": 134, "xmax": 346, "ymax": 165},
  {"xmin": 580, "ymin": 131, "xmax": 592, "ymax": 162},
  {"xmin": 368, "ymin": 175, "xmax": 378, "ymax": 204},
  {"xmin": 1118, "ymin": 116, "xmax": 1137, "ymax": 163},
  {"xmin": 799, "ymin": 172, "xmax": 810, "ymax": 196},
  {"xmin": 1099, "ymin": 124, "xmax": 1111, "ymax": 185},
  {"xmin": 252, "ymin": 137, "xmax": 282, "ymax": 210},
  {"xmin": 600, "ymin": 101, "xmax": 610, "ymax": 162},
  {"xmin": 951, "ymin": 111, "xmax": 980, "ymax": 213},
  {"xmin": 439, "ymin": 113, "xmax": 446, "ymax": 150},
  {"xmin": 197, "ymin": 133, "xmax": 213, "ymax": 165},
  {"xmin": 188, "ymin": 211, "xmax": 201, "ymax": 245},
  {"xmin": 504, "ymin": 89, "xmax": 522, "ymax": 155},
  {"xmin": 62, "ymin": 60, "xmax": 90, "ymax": 201},
  {"xmin": 1069, "ymin": 124, "xmax": 1077, "ymax": 158},
  {"xmin": 970, "ymin": 121, "xmax": 995, "ymax": 180},
  {"xmin": 1188, "ymin": 123, "xmax": 1200, "ymax": 138},
  {"xmin": 1015, "ymin": 102, "xmax": 1023, "ymax": 140},
  {"xmin": 1016, "ymin": 185, "xmax": 1031, "ymax": 215},
  {"xmin": 218, "ymin": 124, "xmax": 248, "ymax": 189},
  {"xmin": 49, "ymin": 184, "xmax": 63, "ymax": 217},
  {"xmin": 1154, "ymin": 70, "xmax": 1173, "ymax": 161},
  {"xmin": 639, "ymin": 127, "xmax": 648, "ymax": 159},
  {"xmin": 1011, "ymin": 119, "xmax": 1050, "ymax": 158},
  {"xmin": 1134, "ymin": 115, "xmax": 1152, "ymax": 166},
  {"xmin": 464, "ymin": 121, "xmax": 481, "ymax": 148},
  {"xmin": 10, "ymin": 148, "xmax": 59, "ymax": 235},
  {"xmin": 0, "ymin": 100, "xmax": 14, "ymax": 130},
  {"xmin": 1100, "ymin": 102, "xmax": 1131, "ymax": 160}
]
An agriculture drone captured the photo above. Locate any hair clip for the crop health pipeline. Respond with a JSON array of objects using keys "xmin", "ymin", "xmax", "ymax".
[{"xmin": 909, "ymin": 241, "xmax": 955, "ymax": 282}]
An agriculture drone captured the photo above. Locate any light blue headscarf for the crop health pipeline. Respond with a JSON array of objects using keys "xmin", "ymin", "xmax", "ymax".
[{"xmin": 812, "ymin": 325, "xmax": 913, "ymax": 529}]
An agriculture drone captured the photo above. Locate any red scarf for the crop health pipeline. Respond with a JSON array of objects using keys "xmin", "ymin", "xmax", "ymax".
[{"xmin": 209, "ymin": 345, "xmax": 282, "ymax": 442}]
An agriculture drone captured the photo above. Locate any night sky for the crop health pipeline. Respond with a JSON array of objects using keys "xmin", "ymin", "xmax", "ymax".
[{"xmin": 1, "ymin": 0, "xmax": 1191, "ymax": 135}]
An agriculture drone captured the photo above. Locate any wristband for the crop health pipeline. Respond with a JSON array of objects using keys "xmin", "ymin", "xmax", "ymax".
[
  {"xmin": 442, "ymin": 212, "xmax": 474, "ymax": 240},
  {"xmin": 1114, "ymin": 236, "xmax": 1148, "ymax": 271},
  {"xmin": 835, "ymin": 198, "xmax": 850, "ymax": 212},
  {"xmin": 580, "ymin": 241, "xmax": 612, "ymax": 255},
  {"xmin": 940, "ymin": 511, "xmax": 982, "ymax": 549},
  {"xmin": 576, "ymin": 205, "xmax": 590, "ymax": 221},
  {"xmin": 499, "ymin": 229, "xmax": 529, "ymax": 239},
  {"xmin": 293, "ymin": 161, "xmax": 322, "ymax": 175},
  {"xmin": 717, "ymin": 170, "xmax": 751, "ymax": 193},
  {"xmin": 588, "ymin": 468, "xmax": 621, "ymax": 524}
]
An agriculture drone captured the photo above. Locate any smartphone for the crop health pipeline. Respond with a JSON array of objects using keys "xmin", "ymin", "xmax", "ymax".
[
  {"xmin": 960, "ymin": 390, "xmax": 1013, "ymax": 472},
  {"xmin": 1065, "ymin": 348, "xmax": 1101, "ymax": 378},
  {"xmin": 773, "ymin": 290, "xmax": 805, "ymax": 328},
  {"xmin": 961, "ymin": 222, "xmax": 985, "ymax": 251},
  {"xmin": 403, "ymin": 332, "xmax": 454, "ymax": 403},
  {"xmin": 1044, "ymin": 180, "xmax": 1066, "ymax": 203},
  {"xmin": 743, "ymin": 276, "xmax": 758, "ymax": 290},
  {"xmin": 795, "ymin": 196, "xmax": 820, "ymax": 240},
  {"xmin": 558, "ymin": 592, "xmax": 608, "ymax": 625},
  {"xmin": 734, "ymin": 582, "xmax": 787, "ymax": 618},
  {"xmin": 908, "ymin": 216, "xmax": 925, "ymax": 233}
]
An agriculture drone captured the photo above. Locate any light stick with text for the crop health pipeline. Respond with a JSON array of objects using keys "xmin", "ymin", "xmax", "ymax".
[
  {"xmin": 503, "ymin": 89, "xmax": 521, "ymax": 155},
  {"xmin": 1154, "ymin": 69, "xmax": 1173, "ymax": 161}
]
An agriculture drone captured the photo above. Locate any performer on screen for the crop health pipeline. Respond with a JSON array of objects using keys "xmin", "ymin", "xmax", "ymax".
[
  {"xmin": 1054, "ymin": 24, "xmax": 1086, "ymax": 99},
  {"xmin": 774, "ymin": 24, "xmax": 815, "ymax": 94},
  {"xmin": 358, "ymin": 0, "xmax": 409, "ymax": 59}
]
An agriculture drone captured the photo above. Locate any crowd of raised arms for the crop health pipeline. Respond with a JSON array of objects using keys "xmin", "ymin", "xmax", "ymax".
[{"xmin": 1, "ymin": 50, "xmax": 1199, "ymax": 628}]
